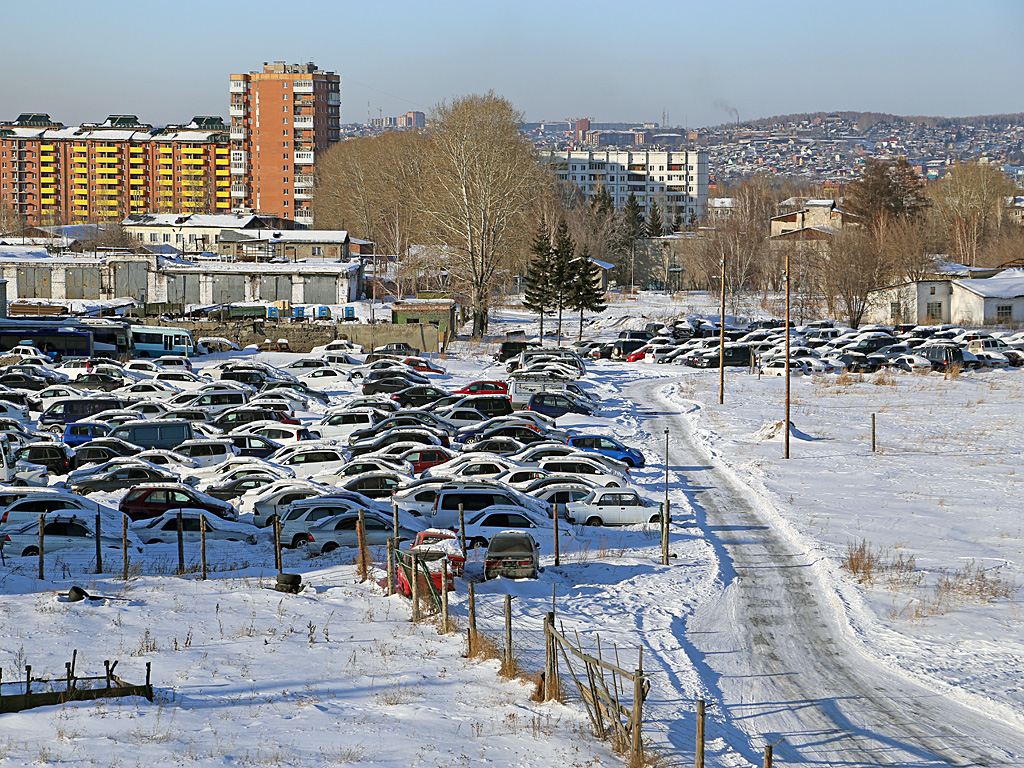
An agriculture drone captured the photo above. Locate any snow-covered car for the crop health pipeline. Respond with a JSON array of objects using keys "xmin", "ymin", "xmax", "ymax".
[
  {"xmin": 483, "ymin": 531, "xmax": 540, "ymax": 581},
  {"xmin": 131, "ymin": 509, "xmax": 259, "ymax": 545},
  {"xmin": 885, "ymin": 354, "xmax": 933, "ymax": 373},
  {"xmin": 565, "ymin": 488, "xmax": 661, "ymax": 526},
  {"xmin": 0, "ymin": 491, "xmax": 119, "ymax": 533},
  {"xmin": 309, "ymin": 409, "xmax": 387, "ymax": 441},
  {"xmin": 305, "ymin": 510, "xmax": 417, "ymax": 556},
  {"xmin": 536, "ymin": 455, "xmax": 629, "ymax": 487},
  {"xmin": 456, "ymin": 506, "xmax": 568, "ymax": 549},
  {"xmin": 2, "ymin": 513, "xmax": 143, "ymax": 558},
  {"xmin": 248, "ymin": 480, "xmax": 326, "ymax": 525},
  {"xmin": 274, "ymin": 446, "xmax": 350, "ymax": 477},
  {"xmin": 761, "ymin": 359, "xmax": 810, "ymax": 376}
]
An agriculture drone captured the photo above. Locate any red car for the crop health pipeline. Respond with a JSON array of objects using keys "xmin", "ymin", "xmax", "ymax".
[
  {"xmin": 399, "ymin": 446, "xmax": 457, "ymax": 474},
  {"xmin": 454, "ymin": 380, "xmax": 508, "ymax": 396},
  {"xmin": 625, "ymin": 345, "xmax": 652, "ymax": 363},
  {"xmin": 119, "ymin": 483, "xmax": 237, "ymax": 521},
  {"xmin": 403, "ymin": 356, "xmax": 446, "ymax": 374}
]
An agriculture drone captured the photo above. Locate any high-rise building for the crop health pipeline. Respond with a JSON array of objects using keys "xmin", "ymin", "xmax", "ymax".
[
  {"xmin": 546, "ymin": 149, "xmax": 709, "ymax": 221},
  {"xmin": 0, "ymin": 113, "xmax": 230, "ymax": 226},
  {"xmin": 229, "ymin": 62, "xmax": 341, "ymax": 228}
]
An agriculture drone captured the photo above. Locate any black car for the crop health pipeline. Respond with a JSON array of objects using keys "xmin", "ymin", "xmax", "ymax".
[
  {"xmin": 0, "ymin": 373, "xmax": 49, "ymax": 391},
  {"xmin": 494, "ymin": 340, "xmax": 541, "ymax": 363},
  {"xmin": 261, "ymin": 380, "xmax": 330, "ymax": 405},
  {"xmin": 390, "ymin": 385, "xmax": 451, "ymax": 409},
  {"xmin": 374, "ymin": 342, "xmax": 420, "ymax": 356},
  {"xmin": 68, "ymin": 465, "xmax": 179, "ymax": 495},
  {"xmin": 73, "ymin": 373, "xmax": 123, "ymax": 391},
  {"xmin": 213, "ymin": 407, "xmax": 295, "ymax": 431},
  {"xmin": 228, "ymin": 433, "xmax": 283, "ymax": 459},
  {"xmin": 362, "ymin": 376, "xmax": 421, "ymax": 396},
  {"xmin": 15, "ymin": 442, "xmax": 76, "ymax": 474},
  {"xmin": 364, "ymin": 367, "xmax": 429, "ymax": 386},
  {"xmin": 349, "ymin": 416, "xmax": 452, "ymax": 446},
  {"xmin": 202, "ymin": 475, "xmax": 277, "ymax": 502},
  {"xmin": 685, "ymin": 345, "xmax": 751, "ymax": 369}
]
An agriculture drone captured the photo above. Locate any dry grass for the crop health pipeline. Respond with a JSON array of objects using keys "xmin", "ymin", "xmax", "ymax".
[
  {"xmin": 843, "ymin": 539, "xmax": 884, "ymax": 585},
  {"xmin": 870, "ymin": 369, "xmax": 898, "ymax": 387},
  {"xmin": 944, "ymin": 362, "xmax": 963, "ymax": 380}
]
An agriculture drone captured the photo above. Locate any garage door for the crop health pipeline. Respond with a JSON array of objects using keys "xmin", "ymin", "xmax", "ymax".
[
  {"xmin": 16, "ymin": 266, "xmax": 51, "ymax": 299},
  {"xmin": 166, "ymin": 274, "xmax": 201, "ymax": 305},
  {"xmin": 304, "ymin": 276, "xmax": 337, "ymax": 305},
  {"xmin": 66, "ymin": 267, "xmax": 101, "ymax": 300},
  {"xmin": 211, "ymin": 274, "xmax": 245, "ymax": 304},
  {"xmin": 113, "ymin": 262, "xmax": 148, "ymax": 302},
  {"xmin": 260, "ymin": 275, "xmax": 292, "ymax": 303}
]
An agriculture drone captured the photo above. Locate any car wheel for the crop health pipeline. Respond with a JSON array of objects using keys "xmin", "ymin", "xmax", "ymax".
[
  {"xmin": 48, "ymin": 425, "xmax": 64, "ymax": 435},
  {"xmin": 22, "ymin": 546, "xmax": 39, "ymax": 557},
  {"xmin": 264, "ymin": 515, "xmax": 279, "ymax": 528},
  {"xmin": 78, "ymin": 486, "xmax": 96, "ymax": 496},
  {"xmin": 648, "ymin": 514, "xmax": 662, "ymax": 525},
  {"xmin": 291, "ymin": 534, "xmax": 308, "ymax": 549},
  {"xmin": 585, "ymin": 516, "xmax": 603, "ymax": 527},
  {"xmin": 470, "ymin": 537, "xmax": 487, "ymax": 550},
  {"xmin": 321, "ymin": 542, "xmax": 338, "ymax": 554},
  {"xmin": 623, "ymin": 458, "xmax": 635, "ymax": 468},
  {"xmin": 605, "ymin": 481, "xmax": 620, "ymax": 488}
]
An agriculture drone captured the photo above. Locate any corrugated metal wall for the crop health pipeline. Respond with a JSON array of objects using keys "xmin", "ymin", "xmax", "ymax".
[
  {"xmin": 114, "ymin": 262, "xmax": 148, "ymax": 301},
  {"xmin": 66, "ymin": 267, "xmax": 101, "ymax": 300},
  {"xmin": 260, "ymin": 275, "xmax": 292, "ymax": 303},
  {"xmin": 17, "ymin": 266, "xmax": 51, "ymax": 299},
  {"xmin": 304, "ymin": 276, "xmax": 337, "ymax": 305},
  {"xmin": 167, "ymin": 274, "xmax": 202, "ymax": 305},
  {"xmin": 211, "ymin": 274, "xmax": 245, "ymax": 304}
]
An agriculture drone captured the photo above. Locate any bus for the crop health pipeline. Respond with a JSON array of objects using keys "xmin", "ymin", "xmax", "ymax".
[
  {"xmin": 0, "ymin": 321, "xmax": 95, "ymax": 358},
  {"xmin": 129, "ymin": 325, "xmax": 197, "ymax": 358},
  {"xmin": 79, "ymin": 318, "xmax": 131, "ymax": 356}
]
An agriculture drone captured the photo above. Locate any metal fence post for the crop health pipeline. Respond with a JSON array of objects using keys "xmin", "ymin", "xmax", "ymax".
[{"xmin": 94, "ymin": 513, "xmax": 102, "ymax": 574}]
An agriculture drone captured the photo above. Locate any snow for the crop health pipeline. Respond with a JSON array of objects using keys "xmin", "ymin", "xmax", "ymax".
[
  {"xmin": 954, "ymin": 268, "xmax": 1024, "ymax": 298},
  {"xmin": 3, "ymin": 292, "xmax": 1024, "ymax": 766}
]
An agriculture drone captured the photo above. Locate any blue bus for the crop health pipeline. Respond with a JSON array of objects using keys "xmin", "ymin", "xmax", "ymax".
[
  {"xmin": 129, "ymin": 325, "xmax": 197, "ymax": 357},
  {"xmin": 0, "ymin": 322, "xmax": 95, "ymax": 358}
]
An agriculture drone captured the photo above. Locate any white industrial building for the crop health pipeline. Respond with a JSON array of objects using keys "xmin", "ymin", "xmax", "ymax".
[{"xmin": 866, "ymin": 269, "xmax": 1024, "ymax": 326}]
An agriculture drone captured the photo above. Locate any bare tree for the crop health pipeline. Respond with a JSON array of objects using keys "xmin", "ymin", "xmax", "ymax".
[
  {"xmin": 930, "ymin": 162, "xmax": 1017, "ymax": 266},
  {"xmin": 820, "ymin": 229, "xmax": 883, "ymax": 328},
  {"xmin": 419, "ymin": 93, "xmax": 542, "ymax": 335}
]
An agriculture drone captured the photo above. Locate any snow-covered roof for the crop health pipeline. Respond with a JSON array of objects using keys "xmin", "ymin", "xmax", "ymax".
[
  {"xmin": 123, "ymin": 213, "xmax": 263, "ymax": 229},
  {"xmin": 708, "ymin": 198, "xmax": 736, "ymax": 208},
  {"xmin": 220, "ymin": 229, "xmax": 350, "ymax": 244},
  {"xmin": 953, "ymin": 269, "xmax": 1024, "ymax": 299}
]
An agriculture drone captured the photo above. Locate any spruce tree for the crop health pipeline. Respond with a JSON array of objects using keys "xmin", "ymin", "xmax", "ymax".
[
  {"xmin": 523, "ymin": 219, "xmax": 554, "ymax": 340},
  {"xmin": 591, "ymin": 185, "xmax": 614, "ymax": 219},
  {"xmin": 622, "ymin": 192, "xmax": 645, "ymax": 240},
  {"xmin": 646, "ymin": 201, "xmax": 664, "ymax": 238},
  {"xmin": 570, "ymin": 245, "xmax": 607, "ymax": 340},
  {"xmin": 549, "ymin": 218, "xmax": 576, "ymax": 344}
]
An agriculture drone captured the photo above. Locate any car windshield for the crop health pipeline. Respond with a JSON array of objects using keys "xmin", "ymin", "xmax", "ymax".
[{"xmin": 488, "ymin": 535, "xmax": 533, "ymax": 555}]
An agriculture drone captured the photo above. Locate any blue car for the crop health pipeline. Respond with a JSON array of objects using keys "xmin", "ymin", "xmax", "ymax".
[
  {"xmin": 566, "ymin": 435, "xmax": 645, "ymax": 468},
  {"xmin": 62, "ymin": 421, "xmax": 112, "ymax": 447},
  {"xmin": 525, "ymin": 392, "xmax": 595, "ymax": 419}
]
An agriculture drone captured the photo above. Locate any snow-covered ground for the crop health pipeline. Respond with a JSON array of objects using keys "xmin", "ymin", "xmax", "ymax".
[{"xmin": 2, "ymin": 292, "xmax": 1023, "ymax": 767}]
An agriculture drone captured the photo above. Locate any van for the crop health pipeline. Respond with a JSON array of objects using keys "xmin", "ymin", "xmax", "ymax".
[
  {"xmin": 174, "ymin": 438, "xmax": 238, "ymax": 467},
  {"xmin": 917, "ymin": 344, "xmax": 965, "ymax": 372},
  {"xmin": 429, "ymin": 487, "xmax": 527, "ymax": 527},
  {"xmin": 40, "ymin": 397, "xmax": 124, "ymax": 431},
  {"xmin": 184, "ymin": 390, "xmax": 249, "ymax": 415},
  {"xmin": 508, "ymin": 378, "xmax": 573, "ymax": 409},
  {"xmin": 108, "ymin": 419, "xmax": 194, "ymax": 450}
]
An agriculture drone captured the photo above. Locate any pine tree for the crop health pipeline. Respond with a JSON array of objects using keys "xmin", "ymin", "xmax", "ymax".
[
  {"xmin": 672, "ymin": 212, "xmax": 684, "ymax": 234},
  {"xmin": 646, "ymin": 201, "xmax": 664, "ymax": 238},
  {"xmin": 622, "ymin": 192, "xmax": 645, "ymax": 240},
  {"xmin": 523, "ymin": 218, "xmax": 554, "ymax": 340},
  {"xmin": 845, "ymin": 156, "xmax": 928, "ymax": 233},
  {"xmin": 591, "ymin": 185, "xmax": 614, "ymax": 219},
  {"xmin": 549, "ymin": 218, "xmax": 576, "ymax": 344},
  {"xmin": 570, "ymin": 245, "xmax": 607, "ymax": 340}
]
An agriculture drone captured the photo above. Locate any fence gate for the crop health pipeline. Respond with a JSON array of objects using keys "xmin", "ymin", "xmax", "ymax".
[
  {"xmin": 211, "ymin": 275, "xmax": 245, "ymax": 304},
  {"xmin": 166, "ymin": 274, "xmax": 201, "ymax": 305}
]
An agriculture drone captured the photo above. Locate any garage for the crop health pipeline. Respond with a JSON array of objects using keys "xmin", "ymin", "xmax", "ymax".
[{"xmin": 304, "ymin": 275, "xmax": 337, "ymax": 305}]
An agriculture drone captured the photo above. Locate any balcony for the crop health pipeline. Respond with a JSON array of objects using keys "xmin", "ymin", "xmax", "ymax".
[
  {"xmin": 328, "ymin": 93, "xmax": 340, "ymax": 105},
  {"xmin": 294, "ymin": 210, "xmax": 314, "ymax": 225},
  {"xmin": 230, "ymin": 163, "xmax": 247, "ymax": 175},
  {"xmin": 230, "ymin": 126, "xmax": 247, "ymax": 140},
  {"xmin": 181, "ymin": 158, "xmax": 205, "ymax": 165},
  {"xmin": 230, "ymin": 184, "xmax": 248, "ymax": 198},
  {"xmin": 96, "ymin": 146, "xmax": 119, "ymax": 154},
  {"xmin": 230, "ymin": 80, "xmax": 248, "ymax": 93},
  {"xmin": 229, "ymin": 104, "xmax": 246, "ymax": 117},
  {"xmin": 294, "ymin": 151, "xmax": 314, "ymax": 165},
  {"xmin": 294, "ymin": 115, "xmax": 313, "ymax": 127},
  {"xmin": 293, "ymin": 81, "xmax": 314, "ymax": 94},
  {"xmin": 294, "ymin": 189, "xmax": 313, "ymax": 200},
  {"xmin": 181, "ymin": 147, "xmax": 204, "ymax": 155},
  {"xmin": 294, "ymin": 175, "xmax": 314, "ymax": 188}
]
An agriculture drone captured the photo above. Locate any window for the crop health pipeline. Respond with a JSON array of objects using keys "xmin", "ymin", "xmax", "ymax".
[
  {"xmin": 311, "ymin": 246, "xmax": 323, "ymax": 256},
  {"xmin": 926, "ymin": 302, "xmax": 942, "ymax": 319},
  {"xmin": 997, "ymin": 305, "xmax": 1012, "ymax": 321}
]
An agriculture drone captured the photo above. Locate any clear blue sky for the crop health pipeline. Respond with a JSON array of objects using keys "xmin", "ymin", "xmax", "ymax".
[{"xmin": 3, "ymin": 0, "xmax": 1021, "ymax": 128}]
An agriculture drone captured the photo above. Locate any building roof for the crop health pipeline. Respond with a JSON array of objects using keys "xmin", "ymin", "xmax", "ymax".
[
  {"xmin": 219, "ymin": 229, "xmax": 350, "ymax": 244},
  {"xmin": 122, "ymin": 213, "xmax": 265, "ymax": 229},
  {"xmin": 953, "ymin": 269, "xmax": 1024, "ymax": 299}
]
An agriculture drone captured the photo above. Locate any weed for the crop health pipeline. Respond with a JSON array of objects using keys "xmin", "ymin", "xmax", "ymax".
[
  {"xmin": 375, "ymin": 683, "xmax": 417, "ymax": 706},
  {"xmin": 944, "ymin": 362, "xmax": 963, "ymax": 380},
  {"xmin": 318, "ymin": 744, "xmax": 368, "ymax": 764},
  {"xmin": 132, "ymin": 628, "xmax": 158, "ymax": 656},
  {"xmin": 843, "ymin": 539, "xmax": 883, "ymax": 585}
]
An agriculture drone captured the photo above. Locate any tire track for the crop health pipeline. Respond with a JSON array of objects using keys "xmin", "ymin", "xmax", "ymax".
[{"xmin": 629, "ymin": 377, "xmax": 1023, "ymax": 767}]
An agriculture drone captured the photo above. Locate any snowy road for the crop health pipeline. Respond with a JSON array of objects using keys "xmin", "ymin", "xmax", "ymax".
[{"xmin": 628, "ymin": 376, "xmax": 1024, "ymax": 767}]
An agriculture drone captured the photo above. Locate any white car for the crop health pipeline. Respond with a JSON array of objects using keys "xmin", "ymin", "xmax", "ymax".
[
  {"xmin": 761, "ymin": 359, "xmax": 810, "ymax": 376},
  {"xmin": 154, "ymin": 371, "xmax": 209, "ymax": 390},
  {"xmin": 310, "ymin": 339, "xmax": 363, "ymax": 356},
  {"xmin": 171, "ymin": 439, "xmax": 240, "ymax": 468},
  {"xmin": 299, "ymin": 367, "xmax": 353, "ymax": 390},
  {"xmin": 536, "ymin": 456, "xmax": 629, "ymax": 487},
  {"xmin": 131, "ymin": 509, "xmax": 258, "ymax": 545},
  {"xmin": 248, "ymin": 480, "xmax": 326, "ymax": 526},
  {"xmin": 3, "ymin": 513, "xmax": 142, "ymax": 558},
  {"xmin": 123, "ymin": 360, "xmax": 163, "ymax": 378},
  {"xmin": 310, "ymin": 408, "xmax": 386, "ymax": 441},
  {"xmin": 457, "ymin": 505, "xmax": 569, "ymax": 548},
  {"xmin": 274, "ymin": 446, "xmax": 349, "ymax": 478},
  {"xmin": 114, "ymin": 380, "xmax": 182, "ymax": 402},
  {"xmin": 422, "ymin": 454, "xmax": 522, "ymax": 480},
  {"xmin": 434, "ymin": 407, "xmax": 488, "ymax": 429},
  {"xmin": 886, "ymin": 354, "xmax": 934, "ymax": 373},
  {"xmin": 565, "ymin": 488, "xmax": 661, "ymax": 527}
]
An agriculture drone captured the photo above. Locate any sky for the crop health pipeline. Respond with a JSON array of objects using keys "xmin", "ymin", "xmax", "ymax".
[{"xmin": 2, "ymin": 0, "xmax": 1021, "ymax": 129}]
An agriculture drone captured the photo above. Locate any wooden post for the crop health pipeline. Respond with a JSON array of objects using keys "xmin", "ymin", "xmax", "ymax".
[
  {"xmin": 631, "ymin": 666, "xmax": 644, "ymax": 765},
  {"xmin": 719, "ymin": 252, "xmax": 726, "ymax": 405},
  {"xmin": 552, "ymin": 504, "xmax": 560, "ymax": 567},
  {"xmin": 273, "ymin": 518, "xmax": 282, "ymax": 574},
  {"xmin": 37, "ymin": 514, "xmax": 44, "ymax": 580},
  {"xmin": 25, "ymin": 665, "xmax": 31, "ymax": 697},
  {"xmin": 504, "ymin": 593, "xmax": 513, "ymax": 670},
  {"xmin": 94, "ymin": 513, "xmax": 102, "ymax": 574},
  {"xmin": 410, "ymin": 555, "xmax": 420, "ymax": 622},
  {"xmin": 386, "ymin": 538, "xmax": 395, "ymax": 596},
  {"xmin": 784, "ymin": 242, "xmax": 791, "ymax": 460},
  {"xmin": 764, "ymin": 744, "xmax": 773, "ymax": 768},
  {"xmin": 176, "ymin": 510, "xmax": 185, "ymax": 575},
  {"xmin": 696, "ymin": 699, "xmax": 706, "ymax": 768},
  {"xmin": 872, "ymin": 413, "xmax": 877, "ymax": 453},
  {"xmin": 544, "ymin": 611, "xmax": 557, "ymax": 701},
  {"xmin": 440, "ymin": 562, "xmax": 449, "ymax": 634},
  {"xmin": 458, "ymin": 503, "xmax": 466, "ymax": 558},
  {"xmin": 661, "ymin": 500, "xmax": 670, "ymax": 566},
  {"xmin": 356, "ymin": 509, "xmax": 368, "ymax": 583},
  {"xmin": 199, "ymin": 514, "xmax": 207, "ymax": 581},
  {"xmin": 467, "ymin": 581, "xmax": 477, "ymax": 651},
  {"xmin": 391, "ymin": 500, "xmax": 398, "ymax": 541},
  {"xmin": 121, "ymin": 515, "xmax": 128, "ymax": 581},
  {"xmin": 103, "ymin": 660, "xmax": 111, "ymax": 689}
]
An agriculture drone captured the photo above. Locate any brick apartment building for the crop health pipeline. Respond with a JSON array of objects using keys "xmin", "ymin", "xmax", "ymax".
[
  {"xmin": 229, "ymin": 62, "xmax": 341, "ymax": 228},
  {"xmin": 0, "ymin": 114, "xmax": 231, "ymax": 226}
]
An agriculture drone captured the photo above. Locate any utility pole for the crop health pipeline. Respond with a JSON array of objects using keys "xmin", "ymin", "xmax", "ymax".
[{"xmin": 719, "ymin": 253, "xmax": 726, "ymax": 405}]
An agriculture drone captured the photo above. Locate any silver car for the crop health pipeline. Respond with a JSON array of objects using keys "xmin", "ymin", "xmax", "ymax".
[
  {"xmin": 2, "ymin": 513, "xmax": 142, "ymax": 558},
  {"xmin": 484, "ymin": 531, "xmax": 540, "ymax": 580},
  {"xmin": 131, "ymin": 509, "xmax": 258, "ymax": 545}
]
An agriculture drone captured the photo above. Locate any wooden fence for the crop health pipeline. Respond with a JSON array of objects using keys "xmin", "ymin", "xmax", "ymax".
[{"xmin": 0, "ymin": 651, "xmax": 153, "ymax": 714}]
